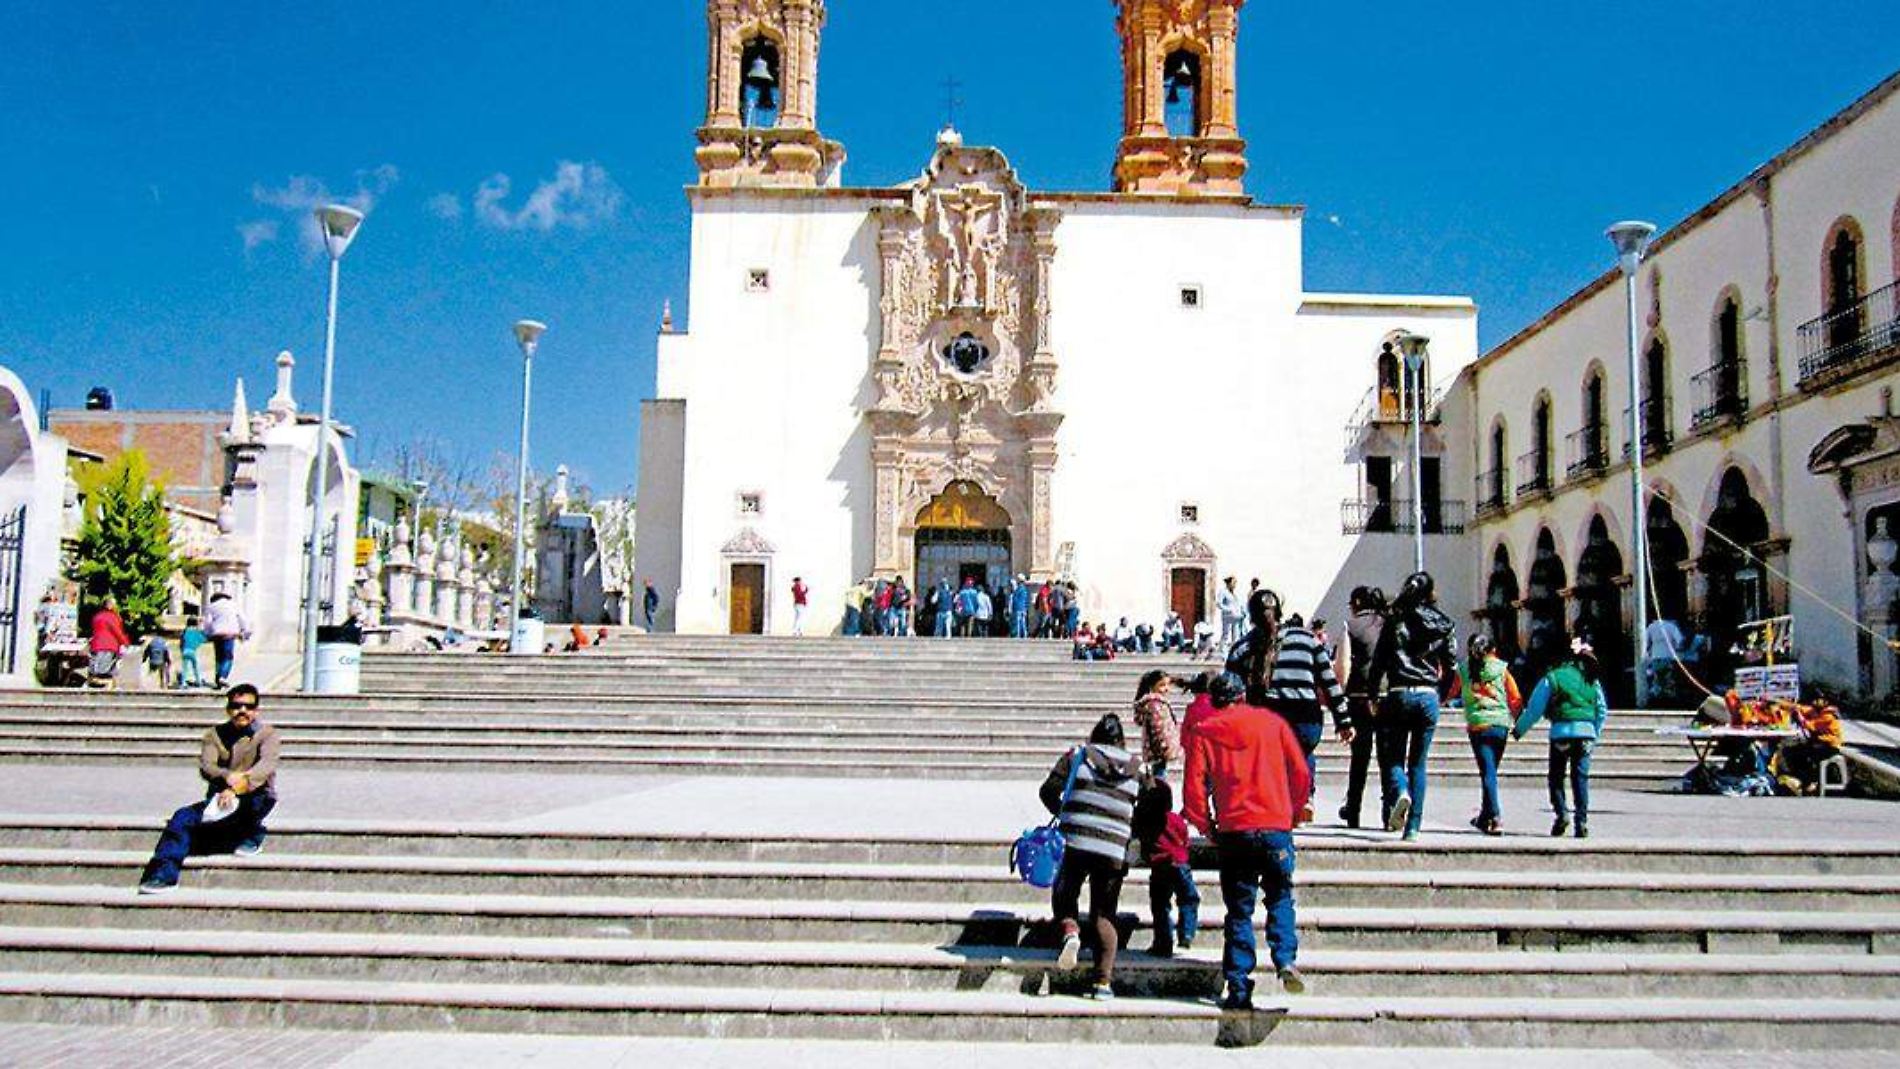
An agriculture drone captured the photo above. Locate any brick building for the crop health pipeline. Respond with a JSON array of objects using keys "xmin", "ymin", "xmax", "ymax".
[{"xmin": 47, "ymin": 409, "xmax": 229, "ymax": 514}]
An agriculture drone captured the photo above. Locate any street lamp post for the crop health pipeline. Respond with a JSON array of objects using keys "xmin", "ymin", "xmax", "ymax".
[
  {"xmin": 508, "ymin": 319, "xmax": 548, "ymax": 653},
  {"xmin": 1396, "ymin": 332, "xmax": 1431, "ymax": 574},
  {"xmin": 299, "ymin": 204, "xmax": 365, "ymax": 693},
  {"xmin": 1609, "ymin": 220, "xmax": 1657, "ymax": 707}
]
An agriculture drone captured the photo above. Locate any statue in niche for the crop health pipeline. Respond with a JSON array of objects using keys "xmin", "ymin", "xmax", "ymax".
[{"xmin": 944, "ymin": 332, "xmax": 990, "ymax": 376}]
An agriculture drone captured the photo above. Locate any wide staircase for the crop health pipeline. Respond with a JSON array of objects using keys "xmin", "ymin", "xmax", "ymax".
[
  {"xmin": 0, "ymin": 638, "xmax": 1895, "ymax": 1048},
  {"xmin": 0, "ymin": 636, "xmax": 1691, "ymax": 783}
]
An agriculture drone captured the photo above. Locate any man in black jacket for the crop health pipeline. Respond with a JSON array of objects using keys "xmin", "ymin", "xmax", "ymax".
[
  {"xmin": 1366, "ymin": 572, "xmax": 1456, "ymax": 840},
  {"xmin": 1337, "ymin": 586, "xmax": 1387, "ymax": 829}
]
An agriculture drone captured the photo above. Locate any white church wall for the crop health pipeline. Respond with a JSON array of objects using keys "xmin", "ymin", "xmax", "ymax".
[
  {"xmin": 669, "ymin": 192, "xmax": 894, "ymax": 633},
  {"xmin": 634, "ymin": 399, "xmax": 686, "ymax": 631}
]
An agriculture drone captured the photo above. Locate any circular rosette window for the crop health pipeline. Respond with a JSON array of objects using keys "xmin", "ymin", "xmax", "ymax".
[{"xmin": 940, "ymin": 330, "xmax": 993, "ymax": 378}]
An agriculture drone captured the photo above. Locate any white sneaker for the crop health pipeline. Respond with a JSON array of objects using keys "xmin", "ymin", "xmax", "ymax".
[
  {"xmin": 233, "ymin": 842, "xmax": 264, "ymax": 858},
  {"xmin": 1056, "ymin": 931, "xmax": 1081, "ymax": 970},
  {"xmin": 1386, "ymin": 794, "xmax": 1412, "ymax": 834}
]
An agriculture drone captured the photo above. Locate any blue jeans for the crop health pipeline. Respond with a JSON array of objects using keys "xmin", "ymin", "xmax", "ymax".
[
  {"xmin": 212, "ymin": 637, "xmax": 237, "ymax": 686},
  {"xmin": 843, "ymin": 607, "xmax": 860, "ymax": 636},
  {"xmin": 1010, "ymin": 610, "xmax": 1028, "ymax": 638},
  {"xmin": 1149, "ymin": 862, "xmax": 1201, "ymax": 949},
  {"xmin": 1468, "ymin": 727, "xmax": 1508, "ymax": 825},
  {"xmin": 1215, "ymin": 829, "xmax": 1298, "ymax": 1002},
  {"xmin": 1549, "ymin": 739, "xmax": 1593, "ymax": 822},
  {"xmin": 1275, "ymin": 716, "xmax": 1324, "ymax": 807},
  {"xmin": 1379, "ymin": 690, "xmax": 1439, "ymax": 835},
  {"xmin": 140, "ymin": 792, "xmax": 277, "ymax": 888}
]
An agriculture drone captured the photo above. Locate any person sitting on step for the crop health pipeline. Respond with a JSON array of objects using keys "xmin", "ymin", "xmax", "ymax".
[{"xmin": 137, "ymin": 684, "xmax": 280, "ymax": 894}]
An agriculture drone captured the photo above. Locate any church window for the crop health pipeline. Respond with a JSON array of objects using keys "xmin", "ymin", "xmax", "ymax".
[
  {"xmin": 737, "ymin": 492, "xmax": 763, "ymax": 517},
  {"xmin": 1823, "ymin": 221, "xmax": 1865, "ymax": 353},
  {"xmin": 746, "ymin": 268, "xmax": 771, "ymax": 293},
  {"xmin": 943, "ymin": 332, "xmax": 991, "ymax": 376},
  {"xmin": 1179, "ymin": 503, "xmax": 1200, "ymax": 525},
  {"xmin": 1179, "ymin": 284, "xmax": 1203, "ymax": 309},
  {"xmin": 1163, "ymin": 49, "xmax": 1202, "ymax": 138},
  {"xmin": 740, "ymin": 38, "xmax": 781, "ymax": 129}
]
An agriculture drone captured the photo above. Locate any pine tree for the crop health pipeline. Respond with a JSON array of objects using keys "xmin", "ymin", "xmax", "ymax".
[{"xmin": 69, "ymin": 450, "xmax": 178, "ymax": 635}]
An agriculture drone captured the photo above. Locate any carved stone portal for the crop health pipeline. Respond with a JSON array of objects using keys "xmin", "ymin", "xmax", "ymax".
[{"xmin": 868, "ymin": 139, "xmax": 1063, "ymax": 580}]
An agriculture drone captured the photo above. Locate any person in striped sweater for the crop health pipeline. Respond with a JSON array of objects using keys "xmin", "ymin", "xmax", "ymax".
[
  {"xmin": 1227, "ymin": 588, "xmax": 1351, "ymax": 824},
  {"xmin": 1039, "ymin": 713, "xmax": 1145, "ymax": 1000}
]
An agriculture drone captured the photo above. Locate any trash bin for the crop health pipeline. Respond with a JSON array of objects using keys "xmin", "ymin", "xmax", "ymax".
[
  {"xmin": 314, "ymin": 621, "xmax": 363, "ymax": 695},
  {"xmin": 511, "ymin": 611, "xmax": 545, "ymax": 655}
]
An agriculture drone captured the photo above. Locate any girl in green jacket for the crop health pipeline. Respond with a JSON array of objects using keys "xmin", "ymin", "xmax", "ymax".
[{"xmin": 1448, "ymin": 634, "xmax": 1522, "ymax": 836}]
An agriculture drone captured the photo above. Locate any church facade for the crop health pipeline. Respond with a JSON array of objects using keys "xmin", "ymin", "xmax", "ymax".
[{"xmin": 635, "ymin": 0, "xmax": 1478, "ymax": 636}]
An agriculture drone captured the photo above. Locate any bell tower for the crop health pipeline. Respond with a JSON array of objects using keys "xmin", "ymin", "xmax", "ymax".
[
  {"xmin": 1111, "ymin": 0, "xmax": 1248, "ymax": 196},
  {"xmin": 696, "ymin": 0, "xmax": 846, "ymax": 188}
]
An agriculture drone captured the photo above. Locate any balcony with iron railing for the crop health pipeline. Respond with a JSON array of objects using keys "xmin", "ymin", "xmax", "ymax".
[
  {"xmin": 1341, "ymin": 497, "xmax": 1467, "ymax": 536},
  {"xmin": 1473, "ymin": 469, "xmax": 1509, "ymax": 521},
  {"xmin": 1798, "ymin": 279, "xmax": 1900, "ymax": 389},
  {"xmin": 1565, "ymin": 423, "xmax": 1611, "ymax": 483},
  {"xmin": 1341, "ymin": 384, "xmax": 1445, "ymax": 460},
  {"xmin": 1515, "ymin": 448, "xmax": 1554, "ymax": 499},
  {"xmin": 1621, "ymin": 397, "xmax": 1673, "ymax": 460},
  {"xmin": 1690, "ymin": 357, "xmax": 1748, "ymax": 431}
]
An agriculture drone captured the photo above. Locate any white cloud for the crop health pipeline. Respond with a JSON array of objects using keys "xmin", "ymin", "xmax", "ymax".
[
  {"xmin": 473, "ymin": 161, "xmax": 621, "ymax": 231},
  {"xmin": 425, "ymin": 192, "xmax": 463, "ymax": 220},
  {"xmin": 237, "ymin": 219, "xmax": 280, "ymax": 253},
  {"xmin": 251, "ymin": 164, "xmax": 400, "ymax": 255}
]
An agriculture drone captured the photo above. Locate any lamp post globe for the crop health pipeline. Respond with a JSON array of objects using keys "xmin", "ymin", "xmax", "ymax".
[
  {"xmin": 300, "ymin": 203, "xmax": 366, "ymax": 692},
  {"xmin": 508, "ymin": 320, "xmax": 549, "ymax": 653},
  {"xmin": 1607, "ymin": 220, "xmax": 1657, "ymax": 706}
]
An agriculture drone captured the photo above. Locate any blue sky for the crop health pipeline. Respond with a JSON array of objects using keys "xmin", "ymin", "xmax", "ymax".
[{"xmin": 4, "ymin": 1, "xmax": 1896, "ymax": 496}]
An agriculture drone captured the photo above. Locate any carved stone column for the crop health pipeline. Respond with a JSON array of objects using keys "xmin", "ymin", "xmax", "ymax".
[
  {"xmin": 412, "ymin": 529, "xmax": 436, "ymax": 619},
  {"xmin": 1205, "ymin": 2, "xmax": 1240, "ymax": 138},
  {"xmin": 1024, "ymin": 206, "xmax": 1061, "ymax": 409},
  {"xmin": 1028, "ymin": 442, "xmax": 1060, "ymax": 577},
  {"xmin": 872, "ymin": 440, "xmax": 905, "ymax": 574}
]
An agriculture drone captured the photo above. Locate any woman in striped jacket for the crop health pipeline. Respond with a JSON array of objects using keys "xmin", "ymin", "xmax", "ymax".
[{"xmin": 1039, "ymin": 713, "xmax": 1144, "ymax": 1000}]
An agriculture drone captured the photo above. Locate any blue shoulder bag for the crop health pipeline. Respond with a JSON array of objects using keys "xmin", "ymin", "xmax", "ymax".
[{"xmin": 1009, "ymin": 747, "xmax": 1084, "ymax": 888}]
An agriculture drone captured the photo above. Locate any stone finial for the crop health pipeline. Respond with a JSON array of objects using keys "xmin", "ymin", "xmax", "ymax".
[
  {"xmin": 216, "ymin": 499, "xmax": 236, "ymax": 535},
  {"xmin": 267, "ymin": 351, "xmax": 297, "ymax": 415},
  {"xmin": 937, "ymin": 124, "xmax": 964, "ymax": 148},
  {"xmin": 552, "ymin": 465, "xmax": 572, "ymax": 515},
  {"xmin": 223, "ymin": 379, "xmax": 253, "ymax": 445},
  {"xmin": 660, "ymin": 300, "xmax": 675, "ymax": 334}
]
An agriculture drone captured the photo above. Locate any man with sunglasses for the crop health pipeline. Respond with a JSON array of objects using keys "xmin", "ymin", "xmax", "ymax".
[{"xmin": 137, "ymin": 683, "xmax": 280, "ymax": 894}]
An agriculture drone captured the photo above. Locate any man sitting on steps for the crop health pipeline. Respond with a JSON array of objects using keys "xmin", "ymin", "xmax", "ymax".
[{"xmin": 137, "ymin": 683, "xmax": 280, "ymax": 895}]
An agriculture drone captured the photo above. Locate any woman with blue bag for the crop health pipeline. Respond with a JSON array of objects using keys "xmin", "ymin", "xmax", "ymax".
[{"xmin": 1034, "ymin": 713, "xmax": 1143, "ymax": 1000}]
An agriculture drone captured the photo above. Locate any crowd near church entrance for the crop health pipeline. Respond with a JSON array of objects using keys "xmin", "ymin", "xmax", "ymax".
[{"xmin": 912, "ymin": 481, "xmax": 1013, "ymax": 594}]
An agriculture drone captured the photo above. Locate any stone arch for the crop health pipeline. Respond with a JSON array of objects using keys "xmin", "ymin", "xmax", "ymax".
[
  {"xmin": 1692, "ymin": 453, "xmax": 1773, "ymax": 534},
  {"xmin": 1699, "ymin": 465, "xmax": 1774, "ymax": 681},
  {"xmin": 1645, "ymin": 494, "xmax": 1692, "ymax": 622},
  {"xmin": 1156, "ymin": 36, "xmax": 1207, "ymax": 138},
  {"xmin": 0, "ymin": 368, "xmax": 52, "ymax": 678},
  {"xmin": 1483, "ymin": 541, "xmax": 1522, "ymax": 660},
  {"xmin": 1524, "ymin": 526, "xmax": 1569, "ymax": 678},
  {"xmin": 1574, "ymin": 512, "xmax": 1630, "ymax": 701}
]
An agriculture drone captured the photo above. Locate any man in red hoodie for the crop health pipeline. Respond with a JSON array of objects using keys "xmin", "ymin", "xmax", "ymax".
[{"xmin": 1182, "ymin": 672, "xmax": 1312, "ymax": 1010}]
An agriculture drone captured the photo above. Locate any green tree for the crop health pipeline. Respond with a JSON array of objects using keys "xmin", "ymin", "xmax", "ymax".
[{"xmin": 69, "ymin": 451, "xmax": 178, "ymax": 635}]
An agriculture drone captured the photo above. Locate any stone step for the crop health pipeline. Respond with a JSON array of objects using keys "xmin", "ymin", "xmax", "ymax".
[
  {"xmin": 7, "ymin": 928, "xmax": 1899, "ymax": 1000},
  {"xmin": 1, "ymin": 971, "xmax": 1894, "ymax": 1047},
  {"xmin": 7, "ymin": 818, "xmax": 1891, "ymax": 875},
  {"xmin": 5, "ymin": 884, "xmax": 1894, "ymax": 953},
  {"xmin": 0, "ymin": 745, "xmax": 1688, "ymax": 783},
  {"xmin": 0, "ymin": 725, "xmax": 1691, "ymax": 763},
  {"xmin": 10, "ymin": 849, "xmax": 1897, "ymax": 913}
]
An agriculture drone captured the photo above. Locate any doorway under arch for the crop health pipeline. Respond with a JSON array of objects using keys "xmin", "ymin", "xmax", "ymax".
[
  {"xmin": 1701, "ymin": 467, "xmax": 1772, "ymax": 682},
  {"xmin": 1525, "ymin": 528, "xmax": 1569, "ymax": 681},
  {"xmin": 913, "ymin": 481, "xmax": 1013, "ymax": 596},
  {"xmin": 1574, "ymin": 515, "xmax": 1628, "ymax": 703}
]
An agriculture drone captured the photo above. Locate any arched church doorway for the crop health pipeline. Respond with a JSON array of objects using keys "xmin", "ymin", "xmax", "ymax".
[
  {"xmin": 1648, "ymin": 498, "xmax": 1691, "ymax": 622},
  {"xmin": 914, "ymin": 481, "xmax": 1013, "ymax": 597},
  {"xmin": 728, "ymin": 562, "xmax": 766, "ymax": 635}
]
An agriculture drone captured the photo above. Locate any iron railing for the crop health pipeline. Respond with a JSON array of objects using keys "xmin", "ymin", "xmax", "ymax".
[
  {"xmin": 1798, "ymin": 279, "xmax": 1900, "ymax": 388},
  {"xmin": 1565, "ymin": 423, "xmax": 1610, "ymax": 482},
  {"xmin": 1474, "ymin": 470, "xmax": 1509, "ymax": 520},
  {"xmin": 1690, "ymin": 357, "xmax": 1748, "ymax": 429},
  {"xmin": 1516, "ymin": 448, "xmax": 1554, "ymax": 498},
  {"xmin": 1621, "ymin": 397, "xmax": 1673, "ymax": 459},
  {"xmin": 1342, "ymin": 497, "xmax": 1467, "ymax": 536}
]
